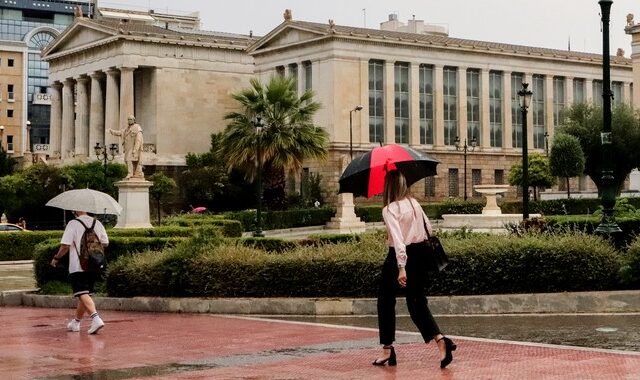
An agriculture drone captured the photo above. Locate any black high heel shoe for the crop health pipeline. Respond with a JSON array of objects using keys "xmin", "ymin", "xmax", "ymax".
[
  {"xmin": 436, "ymin": 337, "xmax": 456, "ymax": 369},
  {"xmin": 372, "ymin": 345, "xmax": 397, "ymax": 366}
]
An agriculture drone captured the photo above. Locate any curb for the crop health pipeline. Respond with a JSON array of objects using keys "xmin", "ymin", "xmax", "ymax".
[{"xmin": 2, "ymin": 290, "xmax": 640, "ymax": 315}]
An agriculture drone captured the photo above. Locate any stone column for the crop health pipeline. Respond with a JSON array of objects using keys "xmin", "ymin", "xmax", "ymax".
[
  {"xmin": 457, "ymin": 66, "xmax": 467, "ymax": 142},
  {"xmin": 105, "ymin": 69, "xmax": 120, "ymax": 146},
  {"xmin": 89, "ymin": 72, "xmax": 105, "ymax": 153},
  {"xmin": 74, "ymin": 76, "xmax": 90, "ymax": 157},
  {"xmin": 481, "ymin": 69, "xmax": 490, "ymax": 148},
  {"xmin": 49, "ymin": 82, "xmax": 63, "ymax": 157},
  {"xmin": 625, "ymin": 23, "xmax": 640, "ymax": 109},
  {"xmin": 524, "ymin": 73, "xmax": 534, "ymax": 149},
  {"xmin": 409, "ymin": 62, "xmax": 420, "ymax": 146},
  {"xmin": 585, "ymin": 79, "xmax": 594, "ymax": 104},
  {"xmin": 61, "ymin": 79, "xmax": 75, "ymax": 159},
  {"xmin": 623, "ymin": 82, "xmax": 631, "ymax": 105},
  {"xmin": 503, "ymin": 71, "xmax": 512, "ymax": 149},
  {"xmin": 545, "ymin": 75, "xmax": 554, "ymax": 143},
  {"xmin": 434, "ymin": 65, "xmax": 444, "ymax": 147},
  {"xmin": 384, "ymin": 61, "xmax": 395, "ymax": 144},
  {"xmin": 119, "ymin": 67, "xmax": 135, "ymax": 135},
  {"xmin": 565, "ymin": 76, "xmax": 574, "ymax": 106},
  {"xmin": 359, "ymin": 59, "xmax": 369, "ymax": 147}
]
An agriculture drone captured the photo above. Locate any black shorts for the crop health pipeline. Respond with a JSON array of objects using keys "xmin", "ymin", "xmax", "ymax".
[{"xmin": 69, "ymin": 272, "xmax": 97, "ymax": 297}]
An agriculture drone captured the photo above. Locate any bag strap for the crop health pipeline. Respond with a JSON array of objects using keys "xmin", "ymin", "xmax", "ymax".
[{"xmin": 409, "ymin": 198, "xmax": 431, "ymax": 239}]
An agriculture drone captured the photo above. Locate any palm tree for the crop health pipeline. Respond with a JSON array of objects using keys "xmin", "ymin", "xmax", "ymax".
[{"xmin": 220, "ymin": 76, "xmax": 329, "ymax": 208}]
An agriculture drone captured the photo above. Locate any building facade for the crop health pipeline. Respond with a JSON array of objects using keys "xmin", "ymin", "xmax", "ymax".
[{"xmin": 43, "ymin": 12, "xmax": 639, "ymax": 202}]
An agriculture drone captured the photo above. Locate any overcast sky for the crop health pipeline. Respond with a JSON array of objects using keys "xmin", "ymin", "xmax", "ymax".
[{"xmin": 98, "ymin": 0, "xmax": 638, "ymax": 56}]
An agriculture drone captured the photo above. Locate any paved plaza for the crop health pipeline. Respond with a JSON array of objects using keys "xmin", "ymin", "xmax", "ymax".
[{"xmin": 1, "ymin": 306, "xmax": 639, "ymax": 379}]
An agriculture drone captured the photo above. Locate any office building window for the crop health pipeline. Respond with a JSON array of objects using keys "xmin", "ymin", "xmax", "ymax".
[
  {"xmin": 443, "ymin": 67, "xmax": 457, "ymax": 146},
  {"xmin": 7, "ymin": 109, "xmax": 14, "ymax": 118},
  {"xmin": 472, "ymin": 169, "xmax": 482, "ymax": 197},
  {"xmin": 573, "ymin": 78, "xmax": 585, "ymax": 104},
  {"xmin": 489, "ymin": 71, "xmax": 503, "ymax": 147},
  {"xmin": 8, "ymin": 59, "xmax": 14, "ymax": 67},
  {"xmin": 448, "ymin": 168, "xmax": 459, "ymax": 197},
  {"xmin": 553, "ymin": 76, "xmax": 565, "ymax": 128},
  {"xmin": 419, "ymin": 64, "xmax": 434, "ymax": 145},
  {"xmin": 612, "ymin": 81, "xmax": 623, "ymax": 105},
  {"xmin": 369, "ymin": 60, "xmax": 385, "ymax": 143},
  {"xmin": 394, "ymin": 62, "xmax": 409, "ymax": 144},
  {"xmin": 511, "ymin": 73, "xmax": 524, "ymax": 148},
  {"xmin": 424, "ymin": 176, "xmax": 436, "ymax": 197},
  {"xmin": 302, "ymin": 61, "xmax": 312, "ymax": 91},
  {"xmin": 532, "ymin": 75, "xmax": 545, "ymax": 149},
  {"xmin": 6, "ymin": 136, "xmax": 13, "ymax": 152},
  {"xmin": 467, "ymin": 69, "xmax": 481, "ymax": 144},
  {"xmin": 593, "ymin": 80, "xmax": 603, "ymax": 107},
  {"xmin": 494, "ymin": 169, "xmax": 504, "ymax": 185}
]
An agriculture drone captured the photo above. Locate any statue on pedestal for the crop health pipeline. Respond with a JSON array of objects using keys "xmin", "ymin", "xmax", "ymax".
[{"xmin": 109, "ymin": 115, "xmax": 144, "ymax": 180}]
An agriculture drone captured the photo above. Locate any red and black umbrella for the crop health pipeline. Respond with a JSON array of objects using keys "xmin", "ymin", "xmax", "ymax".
[{"xmin": 338, "ymin": 145, "xmax": 439, "ymax": 198}]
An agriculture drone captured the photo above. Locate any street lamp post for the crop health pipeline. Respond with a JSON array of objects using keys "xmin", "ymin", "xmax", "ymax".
[
  {"xmin": 25, "ymin": 121, "xmax": 31, "ymax": 153},
  {"xmin": 544, "ymin": 131, "xmax": 549, "ymax": 156},
  {"xmin": 253, "ymin": 116, "xmax": 265, "ymax": 237},
  {"xmin": 0, "ymin": 125, "xmax": 4, "ymax": 151},
  {"xmin": 518, "ymin": 83, "xmax": 533, "ymax": 220},
  {"xmin": 454, "ymin": 135, "xmax": 477, "ymax": 201},
  {"xmin": 94, "ymin": 142, "xmax": 118, "ymax": 188},
  {"xmin": 596, "ymin": 0, "xmax": 621, "ymax": 234},
  {"xmin": 349, "ymin": 105, "xmax": 363, "ymax": 160}
]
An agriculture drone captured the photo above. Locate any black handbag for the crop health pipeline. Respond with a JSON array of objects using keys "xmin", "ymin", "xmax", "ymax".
[{"xmin": 418, "ymin": 206, "xmax": 448, "ymax": 273}]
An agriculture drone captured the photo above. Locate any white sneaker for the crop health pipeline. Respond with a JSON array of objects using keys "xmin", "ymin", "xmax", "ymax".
[
  {"xmin": 88, "ymin": 316, "xmax": 104, "ymax": 334},
  {"xmin": 67, "ymin": 319, "xmax": 80, "ymax": 332}
]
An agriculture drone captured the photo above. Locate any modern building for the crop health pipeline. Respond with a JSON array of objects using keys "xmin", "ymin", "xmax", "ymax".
[
  {"xmin": 43, "ymin": 10, "xmax": 639, "ymax": 202},
  {"xmin": 0, "ymin": 0, "xmax": 93, "ymax": 159}
]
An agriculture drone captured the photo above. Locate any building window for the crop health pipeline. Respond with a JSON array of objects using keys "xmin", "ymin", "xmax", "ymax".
[
  {"xmin": 511, "ymin": 73, "xmax": 524, "ymax": 148},
  {"xmin": 532, "ymin": 75, "xmax": 545, "ymax": 149},
  {"xmin": 424, "ymin": 176, "xmax": 436, "ymax": 197},
  {"xmin": 467, "ymin": 69, "xmax": 481, "ymax": 144},
  {"xmin": 573, "ymin": 78, "xmax": 585, "ymax": 104},
  {"xmin": 472, "ymin": 169, "xmax": 482, "ymax": 197},
  {"xmin": 7, "ymin": 84, "xmax": 14, "ymax": 101},
  {"xmin": 394, "ymin": 62, "xmax": 409, "ymax": 144},
  {"xmin": 494, "ymin": 169, "xmax": 504, "ymax": 185},
  {"xmin": 612, "ymin": 81, "xmax": 623, "ymax": 105},
  {"xmin": 28, "ymin": 31, "xmax": 56, "ymax": 50},
  {"xmin": 6, "ymin": 135, "xmax": 13, "ymax": 152},
  {"xmin": 369, "ymin": 60, "xmax": 385, "ymax": 144},
  {"xmin": 419, "ymin": 64, "xmax": 434, "ymax": 145},
  {"xmin": 7, "ymin": 109, "xmax": 14, "ymax": 118},
  {"xmin": 302, "ymin": 61, "xmax": 312, "ymax": 91},
  {"xmin": 8, "ymin": 59, "xmax": 14, "ymax": 67},
  {"xmin": 275, "ymin": 66, "xmax": 285, "ymax": 77},
  {"xmin": 448, "ymin": 168, "xmax": 459, "ymax": 197},
  {"xmin": 593, "ymin": 80, "xmax": 603, "ymax": 107},
  {"xmin": 489, "ymin": 71, "xmax": 502, "ymax": 147},
  {"xmin": 443, "ymin": 67, "xmax": 458, "ymax": 146},
  {"xmin": 288, "ymin": 63, "xmax": 298, "ymax": 91},
  {"xmin": 553, "ymin": 76, "xmax": 565, "ymax": 128}
]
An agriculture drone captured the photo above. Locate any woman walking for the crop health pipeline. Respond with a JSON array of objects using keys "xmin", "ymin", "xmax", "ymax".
[{"xmin": 372, "ymin": 170, "xmax": 456, "ymax": 369}]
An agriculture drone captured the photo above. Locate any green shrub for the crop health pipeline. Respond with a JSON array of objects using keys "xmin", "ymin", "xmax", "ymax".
[
  {"xmin": 237, "ymin": 237, "xmax": 298, "ymax": 253},
  {"xmin": 0, "ymin": 231, "xmax": 62, "ymax": 261},
  {"xmin": 436, "ymin": 199, "xmax": 484, "ymax": 217},
  {"xmin": 224, "ymin": 207, "xmax": 336, "ymax": 231},
  {"xmin": 33, "ymin": 236, "xmax": 186, "ymax": 287},
  {"xmin": 304, "ymin": 233, "xmax": 361, "ymax": 245},
  {"xmin": 162, "ymin": 216, "xmax": 242, "ymax": 237},
  {"xmin": 619, "ymin": 236, "xmax": 640, "ymax": 288},
  {"xmin": 545, "ymin": 215, "xmax": 640, "ymax": 248}
]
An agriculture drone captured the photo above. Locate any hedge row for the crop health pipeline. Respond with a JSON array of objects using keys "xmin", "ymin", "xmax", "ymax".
[
  {"xmin": 105, "ymin": 232, "xmax": 620, "ymax": 298},
  {"xmin": 545, "ymin": 215, "xmax": 640, "ymax": 248},
  {"xmin": 161, "ymin": 217, "xmax": 242, "ymax": 237},
  {"xmin": 33, "ymin": 236, "xmax": 186, "ymax": 286},
  {"xmin": 223, "ymin": 207, "xmax": 336, "ymax": 232}
]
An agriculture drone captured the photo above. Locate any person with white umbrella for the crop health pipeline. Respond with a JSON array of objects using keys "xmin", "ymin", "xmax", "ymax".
[{"xmin": 47, "ymin": 189, "xmax": 116, "ymax": 334}]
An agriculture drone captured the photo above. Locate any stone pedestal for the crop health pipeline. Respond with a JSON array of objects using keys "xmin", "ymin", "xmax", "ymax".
[
  {"xmin": 630, "ymin": 169, "xmax": 640, "ymax": 191},
  {"xmin": 115, "ymin": 179, "xmax": 153, "ymax": 228},
  {"xmin": 325, "ymin": 193, "xmax": 366, "ymax": 233}
]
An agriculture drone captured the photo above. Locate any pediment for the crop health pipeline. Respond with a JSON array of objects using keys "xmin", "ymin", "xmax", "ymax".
[
  {"xmin": 44, "ymin": 21, "xmax": 117, "ymax": 58},
  {"xmin": 250, "ymin": 24, "xmax": 326, "ymax": 53}
]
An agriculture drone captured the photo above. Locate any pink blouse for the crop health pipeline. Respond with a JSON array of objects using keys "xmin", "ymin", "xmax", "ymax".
[{"xmin": 382, "ymin": 197, "xmax": 433, "ymax": 268}]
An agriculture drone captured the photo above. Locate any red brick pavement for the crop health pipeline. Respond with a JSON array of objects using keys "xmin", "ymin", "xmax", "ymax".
[{"xmin": 1, "ymin": 307, "xmax": 639, "ymax": 379}]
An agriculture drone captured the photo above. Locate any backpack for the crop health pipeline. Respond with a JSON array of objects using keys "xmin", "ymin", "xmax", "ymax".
[{"xmin": 73, "ymin": 218, "xmax": 106, "ymax": 272}]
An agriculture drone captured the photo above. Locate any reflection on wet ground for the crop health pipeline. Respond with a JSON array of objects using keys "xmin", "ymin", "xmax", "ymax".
[{"xmin": 276, "ymin": 314, "xmax": 640, "ymax": 352}]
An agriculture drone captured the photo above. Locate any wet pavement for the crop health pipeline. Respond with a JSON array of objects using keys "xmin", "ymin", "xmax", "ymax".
[
  {"xmin": 0, "ymin": 261, "xmax": 36, "ymax": 292},
  {"xmin": 2, "ymin": 307, "xmax": 640, "ymax": 379}
]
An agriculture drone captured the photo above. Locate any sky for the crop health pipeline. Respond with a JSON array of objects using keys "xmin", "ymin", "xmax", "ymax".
[{"xmin": 97, "ymin": 0, "xmax": 639, "ymax": 56}]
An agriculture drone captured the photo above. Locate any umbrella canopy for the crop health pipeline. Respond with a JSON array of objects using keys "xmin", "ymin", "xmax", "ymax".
[
  {"xmin": 338, "ymin": 145, "xmax": 439, "ymax": 198},
  {"xmin": 46, "ymin": 189, "xmax": 122, "ymax": 215}
]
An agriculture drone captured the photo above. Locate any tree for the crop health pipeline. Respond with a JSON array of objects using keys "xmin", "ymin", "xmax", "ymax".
[
  {"xmin": 549, "ymin": 133, "xmax": 585, "ymax": 198},
  {"xmin": 62, "ymin": 161, "xmax": 127, "ymax": 196},
  {"xmin": 508, "ymin": 153, "xmax": 555, "ymax": 201},
  {"xmin": 149, "ymin": 172, "xmax": 177, "ymax": 224},
  {"xmin": 0, "ymin": 147, "xmax": 17, "ymax": 177},
  {"xmin": 220, "ymin": 75, "xmax": 329, "ymax": 210},
  {"xmin": 559, "ymin": 103, "xmax": 640, "ymax": 193}
]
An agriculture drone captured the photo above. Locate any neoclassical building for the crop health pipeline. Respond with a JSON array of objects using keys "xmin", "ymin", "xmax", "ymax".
[{"xmin": 43, "ymin": 11, "xmax": 640, "ymax": 202}]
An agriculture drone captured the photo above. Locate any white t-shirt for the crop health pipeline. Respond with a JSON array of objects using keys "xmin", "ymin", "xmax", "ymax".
[{"xmin": 60, "ymin": 215, "xmax": 109, "ymax": 274}]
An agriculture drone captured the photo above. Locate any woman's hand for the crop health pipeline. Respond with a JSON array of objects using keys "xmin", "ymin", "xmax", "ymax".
[{"xmin": 398, "ymin": 267, "xmax": 407, "ymax": 288}]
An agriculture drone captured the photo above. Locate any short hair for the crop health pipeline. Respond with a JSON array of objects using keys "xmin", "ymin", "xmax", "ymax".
[{"xmin": 383, "ymin": 170, "xmax": 410, "ymax": 206}]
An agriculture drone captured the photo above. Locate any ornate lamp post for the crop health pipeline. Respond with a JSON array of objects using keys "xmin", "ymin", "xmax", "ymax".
[
  {"xmin": 253, "ymin": 116, "xmax": 265, "ymax": 237},
  {"xmin": 94, "ymin": 142, "xmax": 118, "ymax": 188},
  {"xmin": 349, "ymin": 105, "xmax": 363, "ymax": 160},
  {"xmin": 518, "ymin": 83, "xmax": 533, "ymax": 220},
  {"xmin": 596, "ymin": 0, "xmax": 621, "ymax": 234},
  {"xmin": 25, "ymin": 120, "xmax": 31, "ymax": 153},
  {"xmin": 454, "ymin": 135, "xmax": 477, "ymax": 201}
]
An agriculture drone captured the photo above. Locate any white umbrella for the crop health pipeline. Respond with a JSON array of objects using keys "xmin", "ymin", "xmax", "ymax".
[{"xmin": 46, "ymin": 189, "xmax": 122, "ymax": 215}]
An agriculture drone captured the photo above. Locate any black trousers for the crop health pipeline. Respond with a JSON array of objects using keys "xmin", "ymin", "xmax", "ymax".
[{"xmin": 377, "ymin": 244, "xmax": 441, "ymax": 345}]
